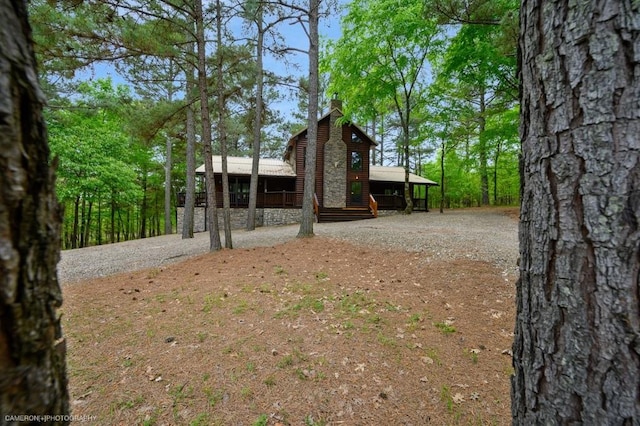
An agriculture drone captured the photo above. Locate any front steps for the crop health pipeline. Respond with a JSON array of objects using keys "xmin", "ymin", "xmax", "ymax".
[{"xmin": 317, "ymin": 207, "xmax": 375, "ymax": 223}]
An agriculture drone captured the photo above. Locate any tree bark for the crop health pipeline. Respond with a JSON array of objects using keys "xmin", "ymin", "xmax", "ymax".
[
  {"xmin": 181, "ymin": 53, "xmax": 196, "ymax": 239},
  {"xmin": 194, "ymin": 0, "xmax": 221, "ymax": 251},
  {"xmin": 297, "ymin": 0, "xmax": 320, "ymax": 238},
  {"xmin": 164, "ymin": 134, "xmax": 172, "ymax": 235},
  {"xmin": 478, "ymin": 86, "xmax": 490, "ymax": 206},
  {"xmin": 216, "ymin": 0, "xmax": 232, "ymax": 249},
  {"xmin": 247, "ymin": 4, "xmax": 264, "ymax": 232},
  {"xmin": 513, "ymin": 0, "xmax": 640, "ymax": 423},
  {"xmin": 0, "ymin": 0, "xmax": 69, "ymax": 420}
]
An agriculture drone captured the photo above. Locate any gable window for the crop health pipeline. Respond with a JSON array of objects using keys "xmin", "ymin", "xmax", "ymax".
[
  {"xmin": 352, "ymin": 133, "xmax": 362, "ymax": 144},
  {"xmin": 351, "ymin": 151, "xmax": 362, "ymax": 171}
]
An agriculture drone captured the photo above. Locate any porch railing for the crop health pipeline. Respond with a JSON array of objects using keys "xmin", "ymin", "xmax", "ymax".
[
  {"xmin": 369, "ymin": 194, "xmax": 378, "ymax": 217},
  {"xmin": 176, "ymin": 191, "xmax": 302, "ymax": 209}
]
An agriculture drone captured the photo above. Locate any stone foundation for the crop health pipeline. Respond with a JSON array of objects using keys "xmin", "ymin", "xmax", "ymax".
[{"xmin": 176, "ymin": 207, "xmax": 301, "ymax": 232}]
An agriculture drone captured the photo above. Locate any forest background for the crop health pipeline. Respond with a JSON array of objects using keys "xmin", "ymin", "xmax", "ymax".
[{"xmin": 30, "ymin": 0, "xmax": 520, "ymax": 249}]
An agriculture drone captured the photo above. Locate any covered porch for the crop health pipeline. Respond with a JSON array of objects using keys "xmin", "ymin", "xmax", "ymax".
[{"xmin": 369, "ymin": 166, "xmax": 438, "ymax": 212}]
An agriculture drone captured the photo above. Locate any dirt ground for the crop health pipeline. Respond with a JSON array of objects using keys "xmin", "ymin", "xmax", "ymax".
[{"xmin": 63, "ymin": 210, "xmax": 519, "ymax": 425}]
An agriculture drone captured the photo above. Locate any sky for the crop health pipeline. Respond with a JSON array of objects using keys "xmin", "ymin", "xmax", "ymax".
[{"xmin": 80, "ymin": 0, "xmax": 348, "ymax": 124}]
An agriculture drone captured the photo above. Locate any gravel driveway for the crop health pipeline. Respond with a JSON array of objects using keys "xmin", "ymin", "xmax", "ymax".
[{"xmin": 58, "ymin": 208, "xmax": 519, "ymax": 284}]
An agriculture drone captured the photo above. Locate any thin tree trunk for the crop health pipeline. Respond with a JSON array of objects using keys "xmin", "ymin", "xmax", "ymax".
[
  {"xmin": 72, "ymin": 195, "xmax": 80, "ymax": 249},
  {"xmin": 164, "ymin": 134, "xmax": 172, "ymax": 235},
  {"xmin": 478, "ymin": 86, "xmax": 489, "ymax": 206},
  {"xmin": 182, "ymin": 62, "xmax": 196, "ymax": 239},
  {"xmin": 139, "ymin": 172, "xmax": 147, "ymax": 239},
  {"xmin": 512, "ymin": 0, "xmax": 640, "ymax": 423},
  {"xmin": 297, "ymin": 0, "xmax": 320, "ymax": 238},
  {"xmin": 216, "ymin": 0, "xmax": 232, "ymax": 249},
  {"xmin": 0, "ymin": 0, "xmax": 69, "ymax": 416},
  {"xmin": 83, "ymin": 199, "xmax": 92, "ymax": 247},
  {"xmin": 439, "ymin": 140, "xmax": 445, "ymax": 214},
  {"xmin": 110, "ymin": 192, "xmax": 116, "ymax": 244},
  {"xmin": 97, "ymin": 195, "xmax": 101, "ymax": 245}
]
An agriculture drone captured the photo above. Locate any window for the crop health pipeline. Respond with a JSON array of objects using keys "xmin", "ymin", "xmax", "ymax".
[
  {"xmin": 351, "ymin": 151, "xmax": 362, "ymax": 171},
  {"xmin": 352, "ymin": 133, "xmax": 362, "ymax": 143}
]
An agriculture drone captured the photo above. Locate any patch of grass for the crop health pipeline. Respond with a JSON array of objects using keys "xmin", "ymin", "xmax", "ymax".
[
  {"xmin": 258, "ymin": 283, "xmax": 273, "ymax": 293},
  {"xmin": 203, "ymin": 388, "xmax": 224, "ymax": 408},
  {"xmin": 196, "ymin": 331, "xmax": 207, "ymax": 342},
  {"xmin": 406, "ymin": 312, "xmax": 422, "ymax": 329},
  {"xmin": 426, "ymin": 348, "xmax": 442, "ymax": 366},
  {"xmin": 342, "ymin": 320, "xmax": 355, "ymax": 330},
  {"xmin": 147, "ymin": 268, "xmax": 161, "ymax": 279},
  {"xmin": 264, "ymin": 375, "xmax": 276, "ymax": 388},
  {"xmin": 376, "ymin": 331, "xmax": 397, "ymax": 347},
  {"xmin": 189, "ymin": 412, "xmax": 209, "ymax": 426},
  {"xmin": 115, "ymin": 394, "xmax": 144, "ymax": 410},
  {"xmin": 246, "ymin": 362, "xmax": 256, "ymax": 373},
  {"xmin": 367, "ymin": 313, "xmax": 385, "ymax": 326},
  {"xmin": 304, "ymin": 415, "xmax": 327, "ymax": 426},
  {"xmin": 434, "ymin": 321, "xmax": 456, "ymax": 334},
  {"xmin": 202, "ymin": 292, "xmax": 226, "ymax": 313},
  {"xmin": 277, "ymin": 354, "xmax": 294, "ymax": 368},
  {"xmin": 240, "ymin": 386, "xmax": 254, "ymax": 400},
  {"xmin": 288, "ymin": 281, "xmax": 314, "ymax": 295},
  {"xmin": 233, "ymin": 300, "xmax": 249, "ymax": 314},
  {"xmin": 464, "ymin": 348, "xmax": 479, "ymax": 364},
  {"xmin": 338, "ymin": 291, "xmax": 375, "ymax": 315},
  {"xmin": 384, "ymin": 301, "xmax": 401, "ymax": 312},
  {"xmin": 252, "ymin": 414, "xmax": 268, "ymax": 426},
  {"xmin": 275, "ymin": 295, "xmax": 324, "ymax": 318},
  {"xmin": 314, "ymin": 271, "xmax": 328, "ymax": 281},
  {"xmin": 440, "ymin": 385, "xmax": 454, "ymax": 413},
  {"xmin": 274, "ymin": 265, "xmax": 287, "ymax": 275}
]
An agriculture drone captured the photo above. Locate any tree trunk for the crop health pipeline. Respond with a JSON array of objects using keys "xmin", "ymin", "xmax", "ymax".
[
  {"xmin": 478, "ymin": 87, "xmax": 490, "ymax": 206},
  {"xmin": 439, "ymin": 140, "xmax": 445, "ymax": 214},
  {"xmin": 194, "ymin": 0, "xmax": 221, "ymax": 251},
  {"xmin": 216, "ymin": 0, "xmax": 232, "ymax": 249},
  {"xmin": 72, "ymin": 196, "xmax": 80, "ymax": 249},
  {"xmin": 512, "ymin": 0, "xmax": 640, "ymax": 423},
  {"xmin": 0, "ymin": 0, "xmax": 69, "ymax": 418},
  {"xmin": 181, "ymin": 60, "xmax": 196, "ymax": 239},
  {"xmin": 139, "ymin": 172, "xmax": 147, "ymax": 239},
  {"xmin": 297, "ymin": 0, "xmax": 320, "ymax": 238},
  {"xmin": 110, "ymin": 192, "xmax": 116, "ymax": 244},
  {"xmin": 247, "ymin": 5, "xmax": 264, "ymax": 232},
  {"xmin": 164, "ymin": 134, "xmax": 172, "ymax": 235}
]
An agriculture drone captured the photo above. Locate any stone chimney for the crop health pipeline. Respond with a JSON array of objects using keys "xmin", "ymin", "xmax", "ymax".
[
  {"xmin": 323, "ymin": 97, "xmax": 346, "ymax": 208},
  {"xmin": 329, "ymin": 98, "xmax": 343, "ymax": 112}
]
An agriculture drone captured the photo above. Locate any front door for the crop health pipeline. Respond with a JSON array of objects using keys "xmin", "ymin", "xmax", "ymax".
[{"xmin": 350, "ymin": 181, "xmax": 362, "ymax": 205}]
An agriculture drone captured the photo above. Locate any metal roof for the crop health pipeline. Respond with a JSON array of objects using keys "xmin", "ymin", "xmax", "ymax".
[
  {"xmin": 195, "ymin": 157, "xmax": 437, "ymax": 185},
  {"xmin": 369, "ymin": 165, "xmax": 438, "ymax": 185},
  {"xmin": 195, "ymin": 156, "xmax": 296, "ymax": 177}
]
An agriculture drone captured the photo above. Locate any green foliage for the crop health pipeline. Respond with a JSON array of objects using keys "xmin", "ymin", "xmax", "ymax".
[{"xmin": 46, "ymin": 78, "xmax": 169, "ymax": 248}]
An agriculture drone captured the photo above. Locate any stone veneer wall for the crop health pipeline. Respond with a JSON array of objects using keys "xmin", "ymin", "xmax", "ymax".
[
  {"xmin": 323, "ymin": 101, "xmax": 346, "ymax": 208},
  {"xmin": 176, "ymin": 207, "xmax": 301, "ymax": 232}
]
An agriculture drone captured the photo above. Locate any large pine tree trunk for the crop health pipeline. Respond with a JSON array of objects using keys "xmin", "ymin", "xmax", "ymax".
[
  {"xmin": 297, "ymin": 0, "xmax": 320, "ymax": 238},
  {"xmin": 247, "ymin": 6, "xmax": 264, "ymax": 232},
  {"xmin": 194, "ymin": 0, "xmax": 221, "ymax": 251},
  {"xmin": 0, "ymin": 0, "xmax": 69, "ymax": 419},
  {"xmin": 512, "ymin": 0, "xmax": 640, "ymax": 423}
]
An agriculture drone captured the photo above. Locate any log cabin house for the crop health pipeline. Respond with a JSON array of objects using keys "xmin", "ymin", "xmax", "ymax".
[{"xmin": 176, "ymin": 99, "xmax": 438, "ymax": 231}]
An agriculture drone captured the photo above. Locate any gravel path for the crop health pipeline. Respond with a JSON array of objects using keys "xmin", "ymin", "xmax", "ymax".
[{"xmin": 58, "ymin": 208, "xmax": 519, "ymax": 284}]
